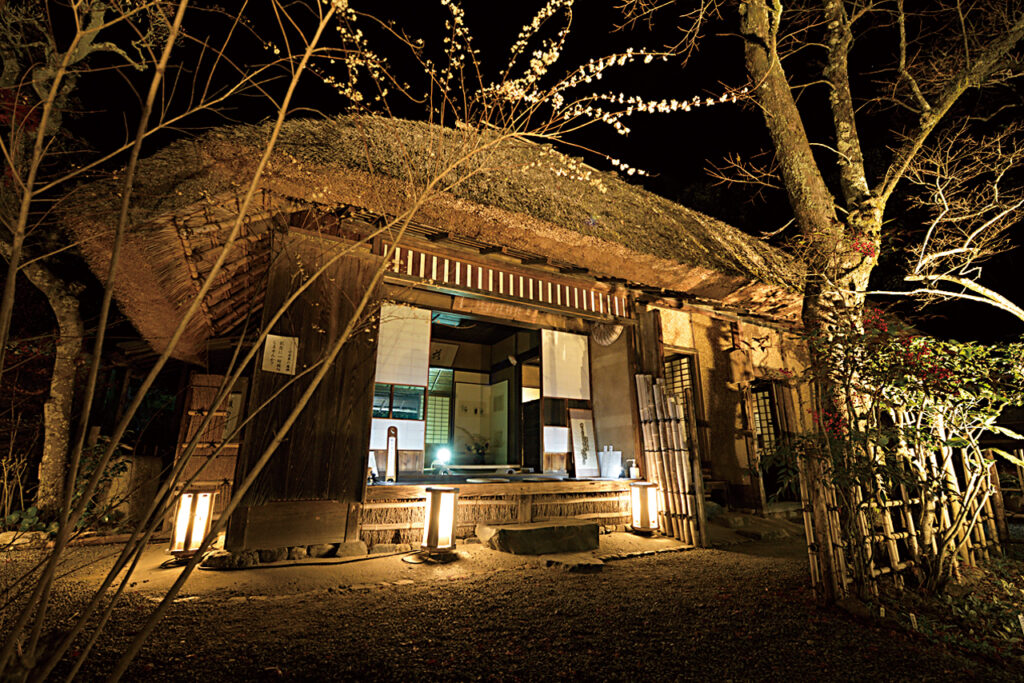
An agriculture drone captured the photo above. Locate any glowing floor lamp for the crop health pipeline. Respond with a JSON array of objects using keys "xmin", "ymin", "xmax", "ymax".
[
  {"xmin": 630, "ymin": 481, "xmax": 659, "ymax": 534},
  {"xmin": 421, "ymin": 486, "xmax": 459, "ymax": 554},
  {"xmin": 169, "ymin": 489, "xmax": 216, "ymax": 557}
]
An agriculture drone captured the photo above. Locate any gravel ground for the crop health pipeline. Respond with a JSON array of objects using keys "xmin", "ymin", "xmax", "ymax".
[{"xmin": 5, "ymin": 536, "xmax": 1014, "ymax": 682}]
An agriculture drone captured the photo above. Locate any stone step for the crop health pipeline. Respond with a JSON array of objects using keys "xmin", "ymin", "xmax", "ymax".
[
  {"xmin": 475, "ymin": 520, "xmax": 599, "ymax": 555},
  {"xmin": 710, "ymin": 512, "xmax": 748, "ymax": 529}
]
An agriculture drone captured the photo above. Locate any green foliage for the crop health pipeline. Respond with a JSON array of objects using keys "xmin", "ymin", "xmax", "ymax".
[
  {"xmin": 2, "ymin": 506, "xmax": 57, "ymax": 535},
  {"xmin": 875, "ymin": 559, "xmax": 1024, "ymax": 665},
  {"xmin": 794, "ymin": 308, "xmax": 1024, "ymax": 593},
  {"xmin": 71, "ymin": 435, "xmax": 131, "ymax": 530}
]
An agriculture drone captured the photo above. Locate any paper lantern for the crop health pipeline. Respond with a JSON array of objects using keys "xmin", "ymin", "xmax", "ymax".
[
  {"xmin": 169, "ymin": 490, "xmax": 215, "ymax": 556},
  {"xmin": 630, "ymin": 481, "xmax": 658, "ymax": 533},
  {"xmin": 421, "ymin": 486, "xmax": 459, "ymax": 552}
]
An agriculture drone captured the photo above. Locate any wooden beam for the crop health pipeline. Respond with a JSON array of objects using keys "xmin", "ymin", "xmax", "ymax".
[
  {"xmin": 558, "ymin": 265, "xmax": 589, "ymax": 274},
  {"xmin": 478, "ymin": 245, "xmax": 504, "ymax": 255},
  {"xmin": 519, "ymin": 256, "xmax": 548, "ymax": 265},
  {"xmin": 426, "ymin": 232, "xmax": 450, "ymax": 242},
  {"xmin": 597, "ymin": 276, "xmax": 629, "ymax": 286}
]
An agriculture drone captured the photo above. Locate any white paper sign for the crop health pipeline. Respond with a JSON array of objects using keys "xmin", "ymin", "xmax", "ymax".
[{"xmin": 262, "ymin": 334, "xmax": 298, "ymax": 375}]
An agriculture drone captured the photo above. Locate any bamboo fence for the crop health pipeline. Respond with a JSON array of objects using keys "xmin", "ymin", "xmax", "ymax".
[
  {"xmin": 634, "ymin": 374, "xmax": 707, "ymax": 546},
  {"xmin": 803, "ymin": 446, "xmax": 1006, "ymax": 595}
]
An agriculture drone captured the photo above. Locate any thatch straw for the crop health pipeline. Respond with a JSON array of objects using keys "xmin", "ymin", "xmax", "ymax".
[{"xmin": 63, "ymin": 115, "xmax": 802, "ymax": 361}]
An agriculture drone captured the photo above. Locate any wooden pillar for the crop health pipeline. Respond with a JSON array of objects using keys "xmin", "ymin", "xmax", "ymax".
[{"xmin": 634, "ymin": 304, "xmax": 664, "ymax": 378}]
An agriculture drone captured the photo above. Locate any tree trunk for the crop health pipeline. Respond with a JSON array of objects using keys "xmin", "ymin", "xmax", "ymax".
[
  {"xmin": 739, "ymin": 0, "xmax": 887, "ymax": 601},
  {"xmin": 5, "ymin": 255, "xmax": 84, "ymax": 516}
]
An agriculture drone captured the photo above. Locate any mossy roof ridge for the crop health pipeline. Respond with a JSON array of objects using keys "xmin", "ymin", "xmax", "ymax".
[{"xmin": 200, "ymin": 115, "xmax": 799, "ymax": 288}]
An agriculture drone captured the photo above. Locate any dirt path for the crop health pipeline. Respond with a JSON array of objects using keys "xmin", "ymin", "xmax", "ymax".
[{"xmin": 18, "ymin": 536, "xmax": 1012, "ymax": 681}]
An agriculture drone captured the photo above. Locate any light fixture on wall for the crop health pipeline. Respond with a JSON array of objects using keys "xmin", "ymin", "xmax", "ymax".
[
  {"xmin": 169, "ymin": 489, "xmax": 216, "ymax": 557},
  {"xmin": 629, "ymin": 481, "xmax": 659, "ymax": 534},
  {"xmin": 421, "ymin": 486, "xmax": 459, "ymax": 555}
]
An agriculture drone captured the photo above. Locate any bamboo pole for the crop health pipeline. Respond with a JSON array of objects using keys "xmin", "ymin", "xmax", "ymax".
[
  {"xmin": 669, "ymin": 395, "xmax": 695, "ymax": 544},
  {"xmin": 981, "ymin": 495, "xmax": 1001, "ymax": 556},
  {"xmin": 985, "ymin": 457, "xmax": 1008, "ymax": 545},
  {"xmin": 652, "ymin": 380, "xmax": 684, "ymax": 541},
  {"xmin": 656, "ymin": 383, "xmax": 689, "ymax": 543},
  {"xmin": 796, "ymin": 457, "xmax": 820, "ymax": 586},
  {"xmin": 940, "ymin": 442, "xmax": 971, "ymax": 564},
  {"xmin": 636, "ymin": 376, "xmax": 671, "ymax": 534},
  {"xmin": 854, "ymin": 489, "xmax": 878, "ymax": 585},
  {"xmin": 683, "ymin": 388, "xmax": 708, "ymax": 547},
  {"xmin": 668, "ymin": 395, "xmax": 696, "ymax": 544},
  {"xmin": 639, "ymin": 377, "xmax": 669, "ymax": 535},
  {"xmin": 878, "ymin": 500, "xmax": 903, "ymax": 574},
  {"xmin": 899, "ymin": 484, "xmax": 921, "ymax": 566},
  {"xmin": 825, "ymin": 485, "xmax": 851, "ymax": 589}
]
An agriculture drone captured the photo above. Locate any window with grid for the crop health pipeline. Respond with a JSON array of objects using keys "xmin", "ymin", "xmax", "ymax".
[
  {"xmin": 663, "ymin": 353, "xmax": 697, "ymax": 429},
  {"xmin": 372, "ymin": 384, "xmax": 426, "ymax": 420},
  {"xmin": 425, "ymin": 395, "xmax": 451, "ymax": 443},
  {"xmin": 751, "ymin": 383, "xmax": 779, "ymax": 455},
  {"xmin": 425, "ymin": 368, "xmax": 454, "ymax": 444}
]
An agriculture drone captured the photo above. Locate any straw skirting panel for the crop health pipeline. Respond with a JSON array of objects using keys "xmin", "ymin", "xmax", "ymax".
[{"xmin": 360, "ymin": 490, "xmax": 630, "ymax": 549}]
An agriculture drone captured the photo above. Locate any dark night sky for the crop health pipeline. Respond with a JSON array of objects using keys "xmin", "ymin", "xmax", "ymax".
[{"xmin": 56, "ymin": 0, "xmax": 1023, "ymax": 345}]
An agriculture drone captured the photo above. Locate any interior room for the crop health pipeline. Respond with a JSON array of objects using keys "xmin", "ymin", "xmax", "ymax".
[{"xmin": 367, "ymin": 305, "xmax": 615, "ymax": 484}]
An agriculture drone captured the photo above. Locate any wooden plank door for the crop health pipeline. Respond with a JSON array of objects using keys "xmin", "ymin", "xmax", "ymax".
[
  {"xmin": 227, "ymin": 233, "xmax": 380, "ymax": 551},
  {"xmin": 172, "ymin": 373, "xmax": 247, "ymax": 521}
]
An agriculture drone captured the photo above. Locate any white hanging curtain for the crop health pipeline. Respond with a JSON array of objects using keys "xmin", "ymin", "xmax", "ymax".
[{"xmin": 541, "ymin": 329, "xmax": 591, "ymax": 400}]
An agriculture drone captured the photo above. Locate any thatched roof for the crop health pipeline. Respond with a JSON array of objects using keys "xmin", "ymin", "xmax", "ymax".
[{"xmin": 65, "ymin": 115, "xmax": 802, "ymax": 362}]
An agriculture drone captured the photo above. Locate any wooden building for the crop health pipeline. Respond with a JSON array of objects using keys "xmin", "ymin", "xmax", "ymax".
[{"xmin": 65, "ymin": 116, "xmax": 811, "ymax": 554}]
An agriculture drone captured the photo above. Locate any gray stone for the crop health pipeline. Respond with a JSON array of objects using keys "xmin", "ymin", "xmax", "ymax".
[
  {"xmin": 258, "ymin": 547, "xmax": 288, "ymax": 564},
  {"xmin": 231, "ymin": 551, "xmax": 259, "ymax": 569},
  {"xmin": 307, "ymin": 544, "xmax": 334, "ymax": 558},
  {"xmin": 201, "ymin": 550, "xmax": 258, "ymax": 569},
  {"xmin": 945, "ymin": 583, "xmax": 970, "ymax": 598},
  {"xmin": 704, "ymin": 500, "xmax": 725, "ymax": 520},
  {"xmin": 0, "ymin": 531, "xmax": 47, "ymax": 549},
  {"xmin": 334, "ymin": 540, "xmax": 368, "ymax": 557},
  {"xmin": 287, "ymin": 546, "xmax": 308, "ymax": 560},
  {"xmin": 712, "ymin": 512, "xmax": 748, "ymax": 529},
  {"xmin": 545, "ymin": 554, "xmax": 605, "ymax": 573},
  {"xmin": 736, "ymin": 528, "xmax": 789, "ymax": 541},
  {"xmin": 201, "ymin": 549, "xmax": 234, "ymax": 569},
  {"xmin": 476, "ymin": 520, "xmax": 599, "ymax": 555}
]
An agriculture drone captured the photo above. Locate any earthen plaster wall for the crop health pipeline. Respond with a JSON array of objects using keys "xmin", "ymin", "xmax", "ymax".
[{"xmin": 656, "ymin": 305, "xmax": 811, "ymax": 509}]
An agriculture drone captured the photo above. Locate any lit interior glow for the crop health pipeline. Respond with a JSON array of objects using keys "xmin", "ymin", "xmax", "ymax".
[
  {"xmin": 422, "ymin": 486, "xmax": 459, "ymax": 552},
  {"xmin": 171, "ymin": 493, "xmax": 193, "ymax": 553},
  {"xmin": 170, "ymin": 491, "xmax": 216, "ymax": 555},
  {"xmin": 630, "ymin": 482, "xmax": 658, "ymax": 532},
  {"xmin": 189, "ymin": 492, "xmax": 213, "ymax": 550},
  {"xmin": 436, "ymin": 491, "xmax": 455, "ymax": 549},
  {"xmin": 436, "ymin": 447, "xmax": 451, "ymax": 464}
]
